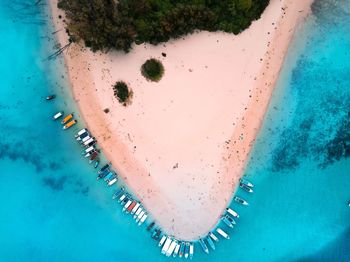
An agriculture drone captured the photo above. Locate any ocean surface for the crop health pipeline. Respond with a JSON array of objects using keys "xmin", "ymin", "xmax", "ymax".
[{"xmin": 0, "ymin": 0, "xmax": 349, "ymax": 261}]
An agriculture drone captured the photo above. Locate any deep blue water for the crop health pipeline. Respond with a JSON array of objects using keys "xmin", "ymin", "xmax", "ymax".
[{"xmin": 0, "ymin": 0, "xmax": 349, "ymax": 261}]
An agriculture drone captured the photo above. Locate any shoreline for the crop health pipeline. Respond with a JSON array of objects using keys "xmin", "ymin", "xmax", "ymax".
[{"xmin": 49, "ymin": 0, "xmax": 313, "ymax": 240}]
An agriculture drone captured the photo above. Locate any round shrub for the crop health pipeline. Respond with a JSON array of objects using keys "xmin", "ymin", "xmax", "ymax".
[
  {"xmin": 141, "ymin": 58, "xmax": 164, "ymax": 82},
  {"xmin": 113, "ymin": 81, "xmax": 133, "ymax": 106}
]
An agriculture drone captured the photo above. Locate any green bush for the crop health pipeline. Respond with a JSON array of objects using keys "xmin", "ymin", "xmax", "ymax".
[
  {"xmin": 141, "ymin": 59, "xmax": 164, "ymax": 82},
  {"xmin": 113, "ymin": 81, "xmax": 132, "ymax": 105}
]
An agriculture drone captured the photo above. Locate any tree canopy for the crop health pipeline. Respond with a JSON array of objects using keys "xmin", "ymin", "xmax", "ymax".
[{"xmin": 58, "ymin": 0, "xmax": 269, "ymax": 52}]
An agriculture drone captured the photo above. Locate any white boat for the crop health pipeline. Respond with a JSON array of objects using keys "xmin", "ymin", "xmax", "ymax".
[
  {"xmin": 75, "ymin": 128, "xmax": 87, "ymax": 138},
  {"xmin": 226, "ymin": 208, "xmax": 239, "ymax": 218},
  {"xmin": 198, "ymin": 239, "xmax": 209, "ymax": 254},
  {"xmin": 216, "ymin": 228, "xmax": 230, "ymax": 240},
  {"xmin": 134, "ymin": 207, "xmax": 142, "ymax": 219},
  {"xmin": 83, "ymin": 137, "xmax": 94, "ymax": 146},
  {"xmin": 131, "ymin": 202, "xmax": 140, "ymax": 214},
  {"xmin": 189, "ymin": 243, "xmax": 194, "ymax": 259},
  {"xmin": 161, "ymin": 237, "xmax": 172, "ymax": 254},
  {"xmin": 184, "ymin": 242, "xmax": 190, "ymax": 258},
  {"xmin": 81, "ymin": 135, "xmax": 91, "ymax": 143},
  {"xmin": 240, "ymin": 178, "xmax": 254, "ymax": 188},
  {"xmin": 84, "ymin": 150, "xmax": 95, "ymax": 158},
  {"xmin": 179, "ymin": 242, "xmax": 186, "ymax": 258},
  {"xmin": 138, "ymin": 213, "xmax": 147, "ymax": 225},
  {"xmin": 136, "ymin": 211, "xmax": 145, "ymax": 222},
  {"xmin": 158, "ymin": 235, "xmax": 166, "ymax": 247},
  {"xmin": 240, "ymin": 182, "xmax": 254, "ymax": 193},
  {"xmin": 108, "ymin": 177, "xmax": 117, "ymax": 186},
  {"xmin": 53, "ymin": 112, "xmax": 63, "ymax": 120},
  {"xmin": 234, "ymin": 196, "xmax": 249, "ymax": 206},
  {"xmin": 221, "ymin": 215, "xmax": 235, "ymax": 228},
  {"xmin": 173, "ymin": 243, "xmax": 180, "ymax": 257},
  {"xmin": 166, "ymin": 239, "xmax": 177, "ymax": 257},
  {"xmin": 209, "ymin": 232, "xmax": 219, "ymax": 242},
  {"xmin": 118, "ymin": 194, "xmax": 126, "ymax": 203},
  {"xmin": 84, "ymin": 146, "xmax": 94, "ymax": 154},
  {"xmin": 123, "ymin": 200, "xmax": 132, "ymax": 211}
]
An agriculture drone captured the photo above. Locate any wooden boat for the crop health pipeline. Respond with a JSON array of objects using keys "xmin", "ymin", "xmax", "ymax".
[
  {"xmin": 216, "ymin": 228, "xmax": 230, "ymax": 240},
  {"xmin": 221, "ymin": 215, "xmax": 235, "ymax": 228},
  {"xmin": 53, "ymin": 111, "xmax": 63, "ymax": 120},
  {"xmin": 234, "ymin": 196, "xmax": 249, "ymax": 206},
  {"xmin": 158, "ymin": 235, "xmax": 166, "ymax": 247},
  {"xmin": 61, "ymin": 113, "xmax": 73, "ymax": 124},
  {"xmin": 134, "ymin": 207, "xmax": 143, "ymax": 219},
  {"xmin": 198, "ymin": 239, "xmax": 209, "ymax": 254},
  {"xmin": 46, "ymin": 95, "xmax": 56, "ymax": 100},
  {"xmin": 189, "ymin": 243, "xmax": 194, "ymax": 260},
  {"xmin": 226, "ymin": 208, "xmax": 239, "ymax": 218},
  {"xmin": 63, "ymin": 119, "xmax": 76, "ymax": 130}
]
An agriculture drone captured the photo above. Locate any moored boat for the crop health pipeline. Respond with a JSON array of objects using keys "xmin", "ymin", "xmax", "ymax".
[
  {"xmin": 123, "ymin": 200, "xmax": 132, "ymax": 212},
  {"xmin": 138, "ymin": 213, "xmax": 147, "ymax": 226},
  {"xmin": 75, "ymin": 128, "xmax": 87, "ymax": 138},
  {"xmin": 240, "ymin": 182, "xmax": 254, "ymax": 193},
  {"xmin": 134, "ymin": 206, "xmax": 142, "ymax": 218},
  {"xmin": 83, "ymin": 137, "xmax": 95, "ymax": 146},
  {"xmin": 206, "ymin": 236, "xmax": 215, "ymax": 250},
  {"xmin": 112, "ymin": 187, "xmax": 124, "ymax": 199},
  {"xmin": 98, "ymin": 163, "xmax": 110, "ymax": 174},
  {"xmin": 77, "ymin": 132, "xmax": 89, "ymax": 141},
  {"xmin": 46, "ymin": 95, "xmax": 56, "ymax": 100},
  {"xmin": 127, "ymin": 201, "xmax": 137, "ymax": 213},
  {"xmin": 63, "ymin": 119, "xmax": 77, "ymax": 130},
  {"xmin": 179, "ymin": 242, "xmax": 185, "ymax": 258},
  {"xmin": 93, "ymin": 160, "xmax": 100, "ymax": 168},
  {"xmin": 136, "ymin": 211, "xmax": 145, "ymax": 223},
  {"xmin": 147, "ymin": 221, "xmax": 155, "ymax": 231},
  {"xmin": 131, "ymin": 202, "xmax": 140, "ymax": 214},
  {"xmin": 189, "ymin": 243, "xmax": 194, "ymax": 259},
  {"xmin": 61, "ymin": 113, "xmax": 73, "ymax": 124},
  {"xmin": 226, "ymin": 208, "xmax": 239, "ymax": 218},
  {"xmin": 198, "ymin": 239, "xmax": 209, "ymax": 254},
  {"xmin": 97, "ymin": 168, "xmax": 110, "ymax": 180},
  {"xmin": 240, "ymin": 178, "xmax": 254, "ymax": 188},
  {"xmin": 89, "ymin": 152, "xmax": 98, "ymax": 163},
  {"xmin": 234, "ymin": 196, "xmax": 249, "ymax": 205},
  {"xmin": 53, "ymin": 111, "xmax": 63, "ymax": 120},
  {"xmin": 222, "ymin": 215, "xmax": 236, "ymax": 228},
  {"xmin": 152, "ymin": 229, "xmax": 161, "ymax": 240},
  {"xmin": 209, "ymin": 232, "xmax": 219, "ymax": 242},
  {"xmin": 161, "ymin": 237, "xmax": 172, "ymax": 255},
  {"xmin": 184, "ymin": 242, "xmax": 190, "ymax": 258},
  {"xmin": 158, "ymin": 235, "xmax": 166, "ymax": 247},
  {"xmin": 108, "ymin": 177, "xmax": 117, "ymax": 186},
  {"xmin": 118, "ymin": 194, "xmax": 126, "ymax": 203},
  {"xmin": 173, "ymin": 243, "xmax": 180, "ymax": 258},
  {"xmin": 166, "ymin": 239, "xmax": 177, "ymax": 257},
  {"xmin": 216, "ymin": 228, "xmax": 230, "ymax": 239}
]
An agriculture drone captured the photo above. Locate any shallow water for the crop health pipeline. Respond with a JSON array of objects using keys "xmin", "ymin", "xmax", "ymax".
[{"xmin": 0, "ymin": 0, "xmax": 349, "ymax": 261}]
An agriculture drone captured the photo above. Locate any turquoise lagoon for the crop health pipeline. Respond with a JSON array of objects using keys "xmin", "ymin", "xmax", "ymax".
[{"xmin": 0, "ymin": 0, "xmax": 349, "ymax": 261}]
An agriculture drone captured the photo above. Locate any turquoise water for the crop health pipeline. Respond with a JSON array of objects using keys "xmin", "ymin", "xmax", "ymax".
[{"xmin": 0, "ymin": 1, "xmax": 349, "ymax": 261}]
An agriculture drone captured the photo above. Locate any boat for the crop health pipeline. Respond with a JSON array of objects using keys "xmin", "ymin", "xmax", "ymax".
[
  {"xmin": 179, "ymin": 242, "xmax": 185, "ymax": 258},
  {"xmin": 108, "ymin": 177, "xmax": 118, "ymax": 186},
  {"xmin": 138, "ymin": 213, "xmax": 147, "ymax": 225},
  {"xmin": 84, "ymin": 150, "xmax": 95, "ymax": 158},
  {"xmin": 222, "ymin": 215, "xmax": 236, "ymax": 228},
  {"xmin": 98, "ymin": 163, "xmax": 110, "ymax": 174},
  {"xmin": 80, "ymin": 136, "xmax": 91, "ymax": 145},
  {"xmin": 166, "ymin": 239, "xmax": 177, "ymax": 257},
  {"xmin": 89, "ymin": 152, "xmax": 98, "ymax": 163},
  {"xmin": 84, "ymin": 146, "xmax": 95, "ymax": 155},
  {"xmin": 118, "ymin": 194, "xmax": 126, "ymax": 203},
  {"xmin": 97, "ymin": 168, "xmax": 110, "ymax": 180},
  {"xmin": 46, "ymin": 95, "xmax": 56, "ymax": 100},
  {"xmin": 348, "ymin": 201, "xmax": 350, "ymax": 207},
  {"xmin": 85, "ymin": 140, "xmax": 96, "ymax": 148},
  {"xmin": 127, "ymin": 201, "xmax": 137, "ymax": 213},
  {"xmin": 93, "ymin": 160, "xmax": 100, "ymax": 169},
  {"xmin": 120, "ymin": 195, "xmax": 130, "ymax": 205},
  {"xmin": 234, "ymin": 196, "xmax": 249, "ymax": 205},
  {"xmin": 209, "ymin": 232, "xmax": 219, "ymax": 242},
  {"xmin": 123, "ymin": 200, "xmax": 132, "ymax": 212},
  {"xmin": 189, "ymin": 243, "xmax": 194, "ymax": 259},
  {"xmin": 206, "ymin": 236, "xmax": 215, "ymax": 250},
  {"xmin": 240, "ymin": 178, "xmax": 254, "ymax": 188},
  {"xmin": 63, "ymin": 119, "xmax": 77, "ymax": 130},
  {"xmin": 53, "ymin": 111, "xmax": 63, "ymax": 120},
  {"xmin": 147, "ymin": 222, "xmax": 155, "ymax": 231},
  {"xmin": 216, "ymin": 228, "xmax": 230, "ymax": 240},
  {"xmin": 226, "ymin": 208, "xmax": 239, "ymax": 218},
  {"xmin": 173, "ymin": 243, "xmax": 180, "ymax": 258},
  {"xmin": 158, "ymin": 235, "xmax": 166, "ymax": 247},
  {"xmin": 184, "ymin": 242, "xmax": 190, "ymax": 258},
  {"xmin": 198, "ymin": 239, "xmax": 209, "ymax": 254},
  {"xmin": 61, "ymin": 113, "xmax": 73, "ymax": 124},
  {"xmin": 240, "ymin": 182, "xmax": 254, "ymax": 193},
  {"xmin": 161, "ymin": 237, "xmax": 172, "ymax": 255},
  {"xmin": 134, "ymin": 207, "xmax": 142, "ymax": 218},
  {"xmin": 112, "ymin": 187, "xmax": 124, "ymax": 199},
  {"xmin": 83, "ymin": 137, "xmax": 95, "ymax": 146},
  {"xmin": 152, "ymin": 229, "xmax": 161, "ymax": 240},
  {"xmin": 75, "ymin": 128, "xmax": 88, "ymax": 138},
  {"xmin": 131, "ymin": 202, "xmax": 140, "ymax": 214},
  {"xmin": 136, "ymin": 211, "xmax": 145, "ymax": 223}
]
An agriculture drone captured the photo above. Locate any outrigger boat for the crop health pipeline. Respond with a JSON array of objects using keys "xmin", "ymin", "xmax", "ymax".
[
  {"xmin": 226, "ymin": 208, "xmax": 239, "ymax": 218},
  {"xmin": 97, "ymin": 168, "xmax": 110, "ymax": 180},
  {"xmin": 131, "ymin": 202, "xmax": 140, "ymax": 214},
  {"xmin": 240, "ymin": 182, "xmax": 254, "ymax": 193},
  {"xmin": 161, "ymin": 237, "xmax": 172, "ymax": 255},
  {"xmin": 206, "ymin": 236, "xmax": 216, "ymax": 250},
  {"xmin": 199, "ymin": 239, "xmax": 209, "ymax": 254},
  {"xmin": 158, "ymin": 235, "xmax": 166, "ymax": 247},
  {"xmin": 209, "ymin": 232, "xmax": 219, "ymax": 242},
  {"xmin": 80, "ymin": 136, "xmax": 91, "ymax": 145},
  {"xmin": 75, "ymin": 128, "xmax": 88, "ymax": 138},
  {"xmin": 118, "ymin": 194, "xmax": 126, "ymax": 203},
  {"xmin": 134, "ymin": 207, "xmax": 143, "ymax": 219},
  {"xmin": 63, "ymin": 119, "xmax": 76, "ymax": 130},
  {"xmin": 173, "ymin": 243, "xmax": 180, "ymax": 258},
  {"xmin": 185, "ymin": 242, "xmax": 190, "ymax": 258},
  {"xmin": 136, "ymin": 211, "xmax": 145, "ymax": 223},
  {"xmin": 112, "ymin": 187, "xmax": 124, "ymax": 199},
  {"xmin": 147, "ymin": 222, "xmax": 155, "ymax": 231},
  {"xmin": 138, "ymin": 213, "xmax": 147, "ymax": 226},
  {"xmin": 77, "ymin": 132, "xmax": 89, "ymax": 141},
  {"xmin": 83, "ymin": 137, "xmax": 95, "ymax": 147},
  {"xmin": 234, "ymin": 196, "xmax": 249, "ymax": 205},
  {"xmin": 179, "ymin": 242, "xmax": 185, "ymax": 258},
  {"xmin": 221, "ymin": 215, "xmax": 236, "ymax": 228},
  {"xmin": 123, "ymin": 200, "xmax": 132, "ymax": 212},
  {"xmin": 127, "ymin": 201, "xmax": 137, "ymax": 213},
  {"xmin": 240, "ymin": 178, "xmax": 254, "ymax": 188},
  {"xmin": 83, "ymin": 146, "xmax": 95, "ymax": 155},
  {"xmin": 166, "ymin": 239, "xmax": 177, "ymax": 257},
  {"xmin": 107, "ymin": 175, "xmax": 118, "ymax": 185},
  {"xmin": 53, "ymin": 111, "xmax": 63, "ymax": 120},
  {"xmin": 189, "ymin": 243, "xmax": 194, "ymax": 259},
  {"xmin": 46, "ymin": 95, "xmax": 56, "ymax": 100},
  {"xmin": 61, "ymin": 113, "xmax": 73, "ymax": 124},
  {"xmin": 216, "ymin": 228, "xmax": 230, "ymax": 240},
  {"xmin": 98, "ymin": 163, "xmax": 110, "ymax": 174}
]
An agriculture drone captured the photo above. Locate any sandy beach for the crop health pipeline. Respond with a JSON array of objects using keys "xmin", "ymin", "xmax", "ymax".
[{"xmin": 49, "ymin": 0, "xmax": 313, "ymax": 240}]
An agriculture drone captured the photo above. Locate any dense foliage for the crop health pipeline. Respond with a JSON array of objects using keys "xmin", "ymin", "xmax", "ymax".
[
  {"xmin": 113, "ymin": 81, "xmax": 132, "ymax": 105},
  {"xmin": 57, "ymin": 0, "xmax": 269, "ymax": 53},
  {"xmin": 141, "ymin": 59, "xmax": 164, "ymax": 81}
]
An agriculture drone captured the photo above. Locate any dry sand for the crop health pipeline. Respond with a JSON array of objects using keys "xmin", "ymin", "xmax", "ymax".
[{"xmin": 49, "ymin": 0, "xmax": 313, "ymax": 240}]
